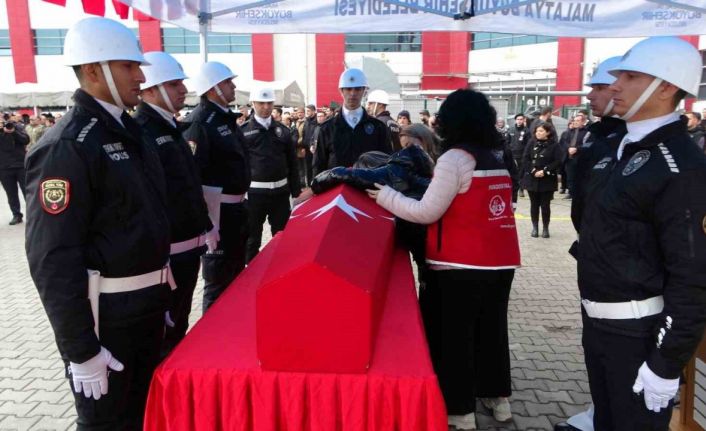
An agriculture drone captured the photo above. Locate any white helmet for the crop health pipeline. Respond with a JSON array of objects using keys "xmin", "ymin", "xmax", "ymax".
[
  {"xmin": 608, "ymin": 36, "xmax": 702, "ymax": 97},
  {"xmin": 191, "ymin": 62, "xmax": 237, "ymax": 96},
  {"xmin": 250, "ymin": 87, "xmax": 276, "ymax": 103},
  {"xmin": 586, "ymin": 56, "xmax": 621, "ymax": 87},
  {"xmin": 338, "ymin": 68, "xmax": 368, "ymax": 89},
  {"xmin": 141, "ymin": 51, "xmax": 187, "ymax": 89},
  {"xmin": 64, "ymin": 17, "xmax": 147, "ymax": 66},
  {"xmin": 367, "ymin": 89, "xmax": 389, "ymax": 105}
]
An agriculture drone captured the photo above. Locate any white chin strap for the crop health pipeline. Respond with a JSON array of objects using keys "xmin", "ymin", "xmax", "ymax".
[
  {"xmin": 213, "ymin": 83, "xmax": 230, "ymax": 107},
  {"xmin": 602, "ymin": 99, "xmax": 615, "ymax": 117},
  {"xmin": 100, "ymin": 62, "xmax": 126, "ymax": 111},
  {"xmin": 157, "ymin": 84, "xmax": 177, "ymax": 114},
  {"xmin": 620, "ymin": 78, "xmax": 663, "ymax": 122}
]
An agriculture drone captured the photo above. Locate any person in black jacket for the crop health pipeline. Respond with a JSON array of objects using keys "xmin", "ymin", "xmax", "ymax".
[
  {"xmin": 508, "ymin": 113, "xmax": 529, "ymax": 197},
  {"xmin": 25, "ymin": 18, "xmax": 172, "ymax": 429},
  {"xmin": 0, "ymin": 119, "xmax": 29, "ymax": 225},
  {"xmin": 366, "ymin": 89, "xmax": 402, "ymax": 151},
  {"xmin": 184, "ymin": 61, "xmax": 250, "ymax": 312},
  {"xmin": 578, "ymin": 37, "xmax": 706, "ymax": 431},
  {"xmin": 521, "ymin": 122, "xmax": 562, "ymax": 238},
  {"xmin": 135, "ymin": 52, "xmax": 216, "ymax": 357},
  {"xmin": 241, "ymin": 87, "xmax": 301, "ymax": 262},
  {"xmin": 312, "ymin": 68, "xmax": 392, "ymax": 175},
  {"xmin": 561, "ymin": 112, "xmax": 589, "ymax": 200},
  {"xmin": 686, "ymin": 111, "xmax": 705, "ymax": 151}
]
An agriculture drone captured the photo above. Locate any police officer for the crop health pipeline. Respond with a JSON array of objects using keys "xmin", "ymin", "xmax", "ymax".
[
  {"xmin": 508, "ymin": 114, "xmax": 529, "ymax": 197},
  {"xmin": 556, "ymin": 55, "xmax": 627, "ymax": 431},
  {"xmin": 312, "ymin": 68, "xmax": 392, "ymax": 176},
  {"xmin": 25, "ymin": 18, "xmax": 172, "ymax": 429},
  {"xmin": 577, "ymin": 37, "xmax": 706, "ymax": 430},
  {"xmin": 134, "ymin": 52, "xmax": 216, "ymax": 356},
  {"xmin": 241, "ymin": 87, "xmax": 301, "ymax": 262},
  {"xmin": 366, "ymin": 89, "xmax": 402, "ymax": 151},
  {"xmin": 184, "ymin": 62, "xmax": 250, "ymax": 312}
]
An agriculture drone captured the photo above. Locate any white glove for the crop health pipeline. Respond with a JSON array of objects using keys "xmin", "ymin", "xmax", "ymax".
[
  {"xmin": 204, "ymin": 227, "xmax": 219, "ymax": 253},
  {"xmin": 165, "ymin": 311, "xmax": 175, "ymax": 328},
  {"xmin": 202, "ymin": 186, "xmax": 222, "ymax": 244},
  {"xmin": 70, "ymin": 347, "xmax": 124, "ymax": 400},
  {"xmin": 632, "ymin": 362, "xmax": 679, "ymax": 412}
]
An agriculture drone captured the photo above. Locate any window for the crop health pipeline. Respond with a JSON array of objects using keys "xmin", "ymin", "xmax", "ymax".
[
  {"xmin": 162, "ymin": 28, "xmax": 251, "ymax": 54},
  {"xmin": 471, "ymin": 32, "xmax": 557, "ymax": 50},
  {"xmin": 699, "ymin": 50, "xmax": 706, "ymax": 100},
  {"xmin": 0, "ymin": 30, "xmax": 10, "ymax": 56},
  {"xmin": 345, "ymin": 32, "xmax": 421, "ymax": 52},
  {"xmin": 34, "ymin": 29, "xmax": 68, "ymax": 55}
]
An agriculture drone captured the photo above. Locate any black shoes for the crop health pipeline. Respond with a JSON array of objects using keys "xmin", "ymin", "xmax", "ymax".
[
  {"xmin": 542, "ymin": 227, "xmax": 550, "ymax": 238},
  {"xmin": 553, "ymin": 422, "xmax": 581, "ymax": 431},
  {"xmin": 531, "ymin": 226, "xmax": 539, "ymax": 238},
  {"xmin": 9, "ymin": 216, "xmax": 22, "ymax": 225}
]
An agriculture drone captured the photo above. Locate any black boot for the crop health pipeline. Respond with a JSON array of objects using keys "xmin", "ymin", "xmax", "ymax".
[
  {"xmin": 542, "ymin": 225, "xmax": 550, "ymax": 238},
  {"xmin": 9, "ymin": 215, "xmax": 22, "ymax": 225},
  {"xmin": 531, "ymin": 223, "xmax": 539, "ymax": 238}
]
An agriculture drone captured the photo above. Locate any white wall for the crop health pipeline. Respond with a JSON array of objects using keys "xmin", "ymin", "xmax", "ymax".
[{"xmin": 273, "ymin": 33, "xmax": 317, "ymax": 105}]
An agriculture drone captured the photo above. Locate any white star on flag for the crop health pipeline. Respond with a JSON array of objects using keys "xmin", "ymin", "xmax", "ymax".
[{"xmin": 305, "ymin": 194, "xmax": 372, "ymax": 222}]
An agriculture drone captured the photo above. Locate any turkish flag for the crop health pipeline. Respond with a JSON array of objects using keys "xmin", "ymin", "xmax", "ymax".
[
  {"xmin": 81, "ymin": 0, "xmax": 105, "ymax": 16},
  {"xmin": 112, "ymin": 0, "xmax": 130, "ymax": 19},
  {"xmin": 41, "ymin": 0, "xmax": 67, "ymax": 6}
]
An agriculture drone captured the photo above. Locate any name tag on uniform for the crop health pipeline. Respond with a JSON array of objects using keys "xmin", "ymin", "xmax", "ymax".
[
  {"xmin": 593, "ymin": 156, "xmax": 612, "ymax": 170},
  {"xmin": 155, "ymin": 135, "xmax": 174, "ymax": 146},
  {"xmin": 103, "ymin": 142, "xmax": 130, "ymax": 161},
  {"xmin": 217, "ymin": 124, "xmax": 232, "ymax": 137},
  {"xmin": 243, "ymin": 129, "xmax": 260, "ymax": 137}
]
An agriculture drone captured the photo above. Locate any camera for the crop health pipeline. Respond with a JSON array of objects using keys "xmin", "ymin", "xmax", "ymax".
[{"xmin": 3, "ymin": 121, "xmax": 15, "ymax": 130}]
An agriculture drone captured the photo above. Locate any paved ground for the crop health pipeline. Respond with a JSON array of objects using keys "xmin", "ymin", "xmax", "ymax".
[{"xmin": 0, "ymin": 189, "xmax": 590, "ymax": 430}]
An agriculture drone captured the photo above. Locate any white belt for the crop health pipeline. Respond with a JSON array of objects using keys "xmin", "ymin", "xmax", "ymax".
[
  {"xmin": 170, "ymin": 234, "xmax": 206, "ymax": 255},
  {"xmin": 250, "ymin": 178, "xmax": 288, "ymax": 189},
  {"xmin": 87, "ymin": 265, "xmax": 176, "ymax": 338},
  {"xmin": 221, "ymin": 193, "xmax": 245, "ymax": 203},
  {"xmin": 581, "ymin": 295, "xmax": 664, "ymax": 320}
]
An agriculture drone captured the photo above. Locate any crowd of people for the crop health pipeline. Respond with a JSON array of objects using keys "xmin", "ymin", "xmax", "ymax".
[{"xmin": 1, "ymin": 14, "xmax": 705, "ymax": 431}]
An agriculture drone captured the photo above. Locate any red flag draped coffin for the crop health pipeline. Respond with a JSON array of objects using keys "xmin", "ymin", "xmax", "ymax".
[{"xmin": 256, "ymin": 185, "xmax": 395, "ymax": 373}]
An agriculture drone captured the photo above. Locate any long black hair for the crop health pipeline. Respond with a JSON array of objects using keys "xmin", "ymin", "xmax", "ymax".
[{"xmin": 435, "ymin": 88, "xmax": 501, "ymax": 153}]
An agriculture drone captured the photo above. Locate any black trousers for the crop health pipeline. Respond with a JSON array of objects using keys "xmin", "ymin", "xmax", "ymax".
[
  {"xmin": 528, "ymin": 191, "xmax": 553, "ymax": 227},
  {"xmin": 67, "ymin": 311, "xmax": 165, "ymax": 430},
  {"xmin": 565, "ymin": 157, "xmax": 578, "ymax": 196},
  {"xmin": 202, "ymin": 202, "xmax": 248, "ymax": 312},
  {"xmin": 582, "ymin": 314, "xmax": 673, "ymax": 431},
  {"xmin": 513, "ymin": 157, "xmax": 523, "ymax": 190},
  {"xmin": 420, "ymin": 269, "xmax": 514, "ymax": 415},
  {"xmin": 0, "ymin": 167, "xmax": 25, "ymax": 217},
  {"xmin": 245, "ymin": 189, "xmax": 291, "ymax": 263},
  {"xmin": 161, "ymin": 246, "xmax": 204, "ymax": 357}
]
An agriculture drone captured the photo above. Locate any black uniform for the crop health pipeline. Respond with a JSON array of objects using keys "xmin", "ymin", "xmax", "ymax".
[
  {"xmin": 312, "ymin": 110, "xmax": 392, "ymax": 176},
  {"xmin": 687, "ymin": 124, "xmax": 705, "ymax": 151},
  {"xmin": 241, "ymin": 117, "xmax": 301, "ymax": 262},
  {"xmin": 0, "ymin": 124, "xmax": 29, "ymax": 220},
  {"xmin": 376, "ymin": 111, "xmax": 402, "ymax": 151},
  {"xmin": 184, "ymin": 99, "xmax": 250, "ymax": 311},
  {"xmin": 559, "ymin": 124, "xmax": 589, "ymax": 197},
  {"xmin": 25, "ymin": 89, "xmax": 171, "ymax": 430},
  {"xmin": 577, "ymin": 120, "xmax": 706, "ymax": 430},
  {"xmin": 134, "ymin": 102, "xmax": 212, "ymax": 356}
]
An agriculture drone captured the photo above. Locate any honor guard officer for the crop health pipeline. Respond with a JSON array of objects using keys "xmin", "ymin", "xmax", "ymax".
[
  {"xmin": 312, "ymin": 68, "xmax": 392, "ymax": 176},
  {"xmin": 135, "ymin": 52, "xmax": 216, "ymax": 356},
  {"xmin": 184, "ymin": 62, "xmax": 250, "ymax": 312},
  {"xmin": 577, "ymin": 37, "xmax": 706, "ymax": 431},
  {"xmin": 366, "ymin": 89, "xmax": 402, "ymax": 151},
  {"xmin": 556, "ymin": 56, "xmax": 627, "ymax": 431},
  {"xmin": 25, "ymin": 18, "xmax": 173, "ymax": 429},
  {"xmin": 241, "ymin": 87, "xmax": 301, "ymax": 262}
]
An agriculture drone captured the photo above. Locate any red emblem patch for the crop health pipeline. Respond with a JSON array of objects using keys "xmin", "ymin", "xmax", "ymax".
[{"xmin": 40, "ymin": 178, "xmax": 70, "ymax": 215}]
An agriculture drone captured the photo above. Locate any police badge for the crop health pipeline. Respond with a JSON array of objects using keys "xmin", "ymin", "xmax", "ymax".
[
  {"xmin": 40, "ymin": 178, "xmax": 70, "ymax": 215},
  {"xmin": 275, "ymin": 127, "xmax": 282, "ymax": 138},
  {"xmin": 188, "ymin": 140, "xmax": 198, "ymax": 155},
  {"xmin": 622, "ymin": 150, "xmax": 651, "ymax": 176},
  {"xmin": 364, "ymin": 123, "xmax": 374, "ymax": 135}
]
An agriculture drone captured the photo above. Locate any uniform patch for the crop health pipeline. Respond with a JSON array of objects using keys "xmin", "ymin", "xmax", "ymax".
[
  {"xmin": 489, "ymin": 195, "xmax": 506, "ymax": 217},
  {"xmin": 103, "ymin": 142, "xmax": 129, "ymax": 161},
  {"xmin": 243, "ymin": 129, "xmax": 259, "ymax": 137},
  {"xmin": 217, "ymin": 124, "xmax": 232, "ymax": 137},
  {"xmin": 364, "ymin": 123, "xmax": 375, "ymax": 135},
  {"xmin": 593, "ymin": 156, "xmax": 612, "ymax": 170},
  {"xmin": 155, "ymin": 135, "xmax": 174, "ymax": 146},
  {"xmin": 188, "ymin": 140, "xmax": 198, "ymax": 155},
  {"xmin": 275, "ymin": 127, "xmax": 282, "ymax": 138},
  {"xmin": 40, "ymin": 179, "xmax": 70, "ymax": 215},
  {"xmin": 622, "ymin": 150, "xmax": 650, "ymax": 176}
]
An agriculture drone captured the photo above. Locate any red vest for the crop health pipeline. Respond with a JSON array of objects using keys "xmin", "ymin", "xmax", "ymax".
[{"xmin": 426, "ymin": 167, "xmax": 521, "ymax": 270}]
